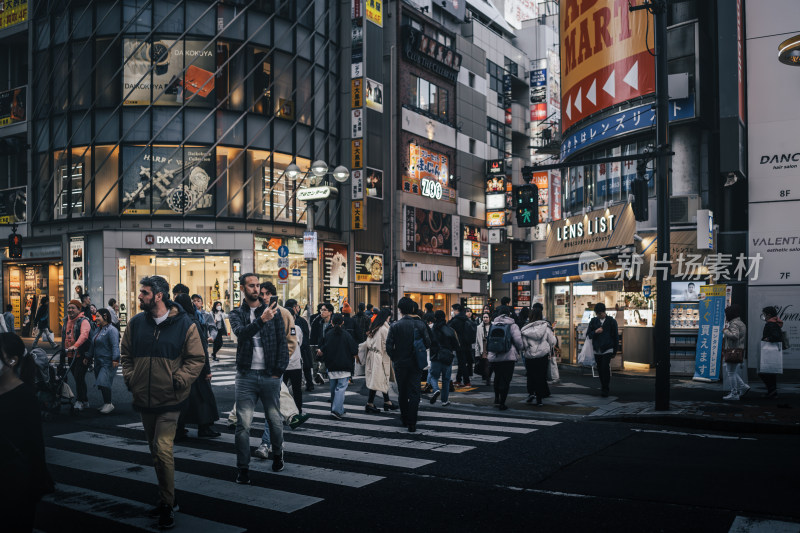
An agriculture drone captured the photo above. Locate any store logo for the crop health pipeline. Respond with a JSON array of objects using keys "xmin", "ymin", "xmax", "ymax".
[
  {"xmin": 420, "ymin": 270, "xmax": 444, "ymax": 282},
  {"xmin": 146, "ymin": 234, "xmax": 214, "ymax": 246},
  {"xmin": 420, "ymin": 178, "xmax": 443, "ymax": 200},
  {"xmin": 145, "ymin": 235, "xmax": 155, "ymax": 245},
  {"xmin": 579, "ymin": 251, "xmax": 608, "ymax": 282},
  {"xmin": 759, "ymin": 153, "xmax": 800, "ymax": 170}
]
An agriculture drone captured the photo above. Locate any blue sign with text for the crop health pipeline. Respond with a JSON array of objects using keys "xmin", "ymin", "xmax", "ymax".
[{"xmin": 693, "ymin": 285, "xmax": 726, "ymax": 382}]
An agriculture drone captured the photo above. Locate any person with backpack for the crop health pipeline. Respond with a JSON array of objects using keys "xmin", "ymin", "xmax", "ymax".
[
  {"xmin": 62, "ymin": 299, "xmax": 94, "ymax": 411},
  {"xmin": 586, "ymin": 303, "xmax": 619, "ymax": 398},
  {"xmin": 428, "ymin": 311, "xmax": 459, "ymax": 406},
  {"xmin": 487, "ymin": 306, "xmax": 524, "ymax": 410},
  {"xmin": 759, "ymin": 306, "xmax": 784, "ymax": 398},
  {"xmin": 386, "ymin": 297, "xmax": 431, "ymax": 432},
  {"xmin": 520, "ymin": 306, "xmax": 556, "ymax": 406},
  {"xmin": 448, "ymin": 303, "xmax": 476, "ymax": 387}
]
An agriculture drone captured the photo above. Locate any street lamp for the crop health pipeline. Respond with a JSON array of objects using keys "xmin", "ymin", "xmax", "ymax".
[{"xmin": 293, "ymin": 160, "xmax": 350, "ymax": 320}]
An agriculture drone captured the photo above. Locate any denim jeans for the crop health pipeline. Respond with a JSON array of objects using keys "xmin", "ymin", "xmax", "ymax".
[
  {"xmin": 428, "ymin": 361, "xmax": 452, "ymax": 403},
  {"xmin": 235, "ymin": 371, "xmax": 283, "ymax": 468},
  {"xmin": 329, "ymin": 377, "xmax": 349, "ymax": 416}
]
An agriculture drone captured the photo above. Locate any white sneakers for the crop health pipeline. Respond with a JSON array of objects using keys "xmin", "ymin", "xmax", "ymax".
[
  {"xmin": 74, "ymin": 401, "xmax": 90, "ymax": 410},
  {"xmin": 99, "ymin": 403, "xmax": 115, "ymax": 414},
  {"xmin": 722, "ymin": 392, "xmax": 740, "ymax": 401},
  {"xmin": 254, "ymin": 443, "xmax": 271, "ymax": 460}
]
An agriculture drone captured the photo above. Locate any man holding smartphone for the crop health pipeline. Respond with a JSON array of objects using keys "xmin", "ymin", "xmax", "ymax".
[{"xmin": 228, "ymin": 273, "xmax": 288, "ymax": 483}]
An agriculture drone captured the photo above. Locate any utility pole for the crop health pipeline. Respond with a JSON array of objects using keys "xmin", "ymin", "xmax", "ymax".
[{"xmin": 631, "ymin": 0, "xmax": 671, "ymax": 410}]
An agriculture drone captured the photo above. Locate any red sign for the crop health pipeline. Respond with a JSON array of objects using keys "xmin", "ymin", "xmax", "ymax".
[
  {"xmin": 531, "ymin": 103, "xmax": 547, "ymax": 122},
  {"xmin": 559, "ymin": 0, "xmax": 655, "ymax": 132}
]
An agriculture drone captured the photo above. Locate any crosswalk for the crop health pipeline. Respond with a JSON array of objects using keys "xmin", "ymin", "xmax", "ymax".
[{"xmin": 41, "ymin": 394, "xmax": 561, "ymax": 531}]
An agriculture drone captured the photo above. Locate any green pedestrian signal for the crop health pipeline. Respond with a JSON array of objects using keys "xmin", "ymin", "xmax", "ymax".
[{"xmin": 514, "ymin": 184, "xmax": 538, "ymax": 227}]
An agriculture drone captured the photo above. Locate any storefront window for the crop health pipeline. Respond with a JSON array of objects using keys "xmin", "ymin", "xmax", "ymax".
[
  {"xmin": 255, "ymin": 236, "xmax": 310, "ymax": 307},
  {"xmin": 608, "ymin": 146, "xmax": 622, "ymax": 203},
  {"xmin": 55, "ymin": 157, "xmax": 85, "ymax": 218},
  {"xmin": 584, "ymin": 164, "xmax": 595, "ymax": 209},
  {"xmin": 130, "ymin": 254, "xmax": 231, "ymax": 311},
  {"xmin": 404, "ymin": 292, "xmax": 450, "ymax": 314},
  {"xmin": 622, "ymin": 143, "xmax": 637, "ymax": 197}
]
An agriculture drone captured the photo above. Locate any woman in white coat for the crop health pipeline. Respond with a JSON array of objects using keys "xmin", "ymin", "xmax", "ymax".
[
  {"xmin": 474, "ymin": 312, "xmax": 491, "ymax": 384},
  {"xmin": 363, "ymin": 309, "xmax": 398, "ymax": 413}
]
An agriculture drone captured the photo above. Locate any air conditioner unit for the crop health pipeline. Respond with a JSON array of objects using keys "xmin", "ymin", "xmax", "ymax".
[{"xmin": 669, "ymin": 195, "xmax": 701, "ymax": 224}]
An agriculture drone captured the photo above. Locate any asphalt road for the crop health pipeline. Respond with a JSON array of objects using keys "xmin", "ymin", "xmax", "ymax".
[{"xmin": 35, "ymin": 346, "xmax": 800, "ymax": 532}]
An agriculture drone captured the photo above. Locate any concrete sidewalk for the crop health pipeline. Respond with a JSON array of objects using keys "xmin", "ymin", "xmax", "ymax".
[{"xmin": 438, "ymin": 365, "xmax": 800, "ymax": 434}]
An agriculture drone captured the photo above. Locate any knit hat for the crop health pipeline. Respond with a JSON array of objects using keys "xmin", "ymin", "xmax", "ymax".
[
  {"xmin": 68, "ymin": 299, "xmax": 82, "ymax": 309},
  {"xmin": 342, "ymin": 301, "xmax": 352, "ymax": 314}
]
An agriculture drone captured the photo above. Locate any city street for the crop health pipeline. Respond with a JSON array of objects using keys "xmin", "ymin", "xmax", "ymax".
[{"xmin": 33, "ymin": 343, "xmax": 800, "ymax": 532}]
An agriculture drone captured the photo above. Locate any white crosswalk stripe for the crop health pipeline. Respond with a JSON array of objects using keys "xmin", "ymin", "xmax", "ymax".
[{"xmin": 44, "ymin": 394, "xmax": 561, "ymax": 530}]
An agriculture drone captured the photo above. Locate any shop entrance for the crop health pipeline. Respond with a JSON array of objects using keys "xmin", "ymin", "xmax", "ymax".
[
  {"xmin": 403, "ymin": 292, "xmax": 451, "ymax": 314},
  {"xmin": 130, "ymin": 253, "xmax": 231, "ymax": 311}
]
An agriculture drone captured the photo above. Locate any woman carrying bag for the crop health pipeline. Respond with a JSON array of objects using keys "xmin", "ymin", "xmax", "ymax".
[
  {"xmin": 88, "ymin": 308, "xmax": 120, "ymax": 414},
  {"xmin": 32, "ymin": 296, "xmax": 58, "ymax": 349},
  {"xmin": 474, "ymin": 312, "xmax": 491, "ymax": 385},
  {"xmin": 211, "ymin": 301, "xmax": 227, "ymax": 361},
  {"xmin": 362, "ymin": 309, "xmax": 398, "ymax": 413},
  {"xmin": 722, "ymin": 305, "xmax": 749, "ymax": 401},
  {"xmin": 759, "ymin": 306, "xmax": 784, "ymax": 398},
  {"xmin": 520, "ymin": 306, "xmax": 556, "ymax": 406},
  {"xmin": 320, "ymin": 313, "xmax": 358, "ymax": 420}
]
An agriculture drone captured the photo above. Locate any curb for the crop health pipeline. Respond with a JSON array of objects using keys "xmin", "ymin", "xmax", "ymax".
[{"xmin": 594, "ymin": 413, "xmax": 800, "ymax": 435}]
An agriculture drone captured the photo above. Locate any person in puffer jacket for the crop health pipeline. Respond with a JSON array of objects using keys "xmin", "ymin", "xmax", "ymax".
[
  {"xmin": 520, "ymin": 306, "xmax": 556, "ymax": 406},
  {"xmin": 487, "ymin": 306, "xmax": 524, "ymax": 411}
]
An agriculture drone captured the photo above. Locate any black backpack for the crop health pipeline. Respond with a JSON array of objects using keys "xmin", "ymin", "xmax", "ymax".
[{"xmin": 487, "ymin": 322, "xmax": 513, "ymax": 354}]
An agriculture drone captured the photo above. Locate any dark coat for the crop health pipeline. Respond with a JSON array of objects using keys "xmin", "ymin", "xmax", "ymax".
[
  {"xmin": 320, "ymin": 327, "xmax": 358, "ymax": 372},
  {"xmin": 294, "ymin": 314, "xmax": 312, "ymax": 366},
  {"xmin": 587, "ymin": 315, "xmax": 620, "ymax": 354},
  {"xmin": 181, "ymin": 308, "xmax": 218, "ymax": 426},
  {"xmin": 342, "ymin": 314, "xmax": 364, "ymax": 343},
  {"xmin": 386, "ymin": 315, "xmax": 431, "ymax": 368},
  {"xmin": 431, "ymin": 321, "xmax": 459, "ymax": 365},
  {"xmin": 448, "ymin": 312, "xmax": 475, "ymax": 361},
  {"xmin": 228, "ymin": 302, "xmax": 289, "ymax": 375},
  {"xmin": 762, "ymin": 320, "xmax": 783, "ymax": 343}
]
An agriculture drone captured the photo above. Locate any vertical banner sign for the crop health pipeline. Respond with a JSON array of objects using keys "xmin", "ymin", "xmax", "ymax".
[
  {"xmin": 351, "ymin": 200, "xmax": 365, "ymax": 230},
  {"xmin": 503, "ymin": 73, "xmax": 513, "ymax": 125},
  {"xmin": 351, "ymin": 0, "xmax": 361, "ymax": 18},
  {"xmin": 69, "ymin": 236, "xmax": 85, "ymax": 301},
  {"xmin": 351, "ymin": 79, "xmax": 363, "ymax": 108},
  {"xmin": 117, "ymin": 258, "xmax": 128, "ymax": 328},
  {"xmin": 352, "ymin": 108, "xmax": 363, "ymax": 138},
  {"xmin": 352, "ymin": 139, "xmax": 363, "ymax": 169},
  {"xmin": 694, "ymin": 285, "xmax": 727, "ymax": 382},
  {"xmin": 366, "ymin": 0, "xmax": 382, "ymax": 27},
  {"xmin": 531, "ymin": 171, "xmax": 549, "ymax": 223},
  {"xmin": 351, "ymin": 169, "xmax": 364, "ymax": 200},
  {"xmin": 303, "ymin": 231, "xmax": 318, "ymax": 260},
  {"xmin": 551, "ymin": 168, "xmax": 562, "ymax": 221}
]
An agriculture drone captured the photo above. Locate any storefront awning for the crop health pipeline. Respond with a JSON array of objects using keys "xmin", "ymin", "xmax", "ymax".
[
  {"xmin": 502, "ymin": 261, "xmax": 580, "ymax": 283},
  {"xmin": 501, "ymin": 247, "xmax": 633, "ymax": 284}
]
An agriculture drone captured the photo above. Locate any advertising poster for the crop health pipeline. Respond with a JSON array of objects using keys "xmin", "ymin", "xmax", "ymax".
[
  {"xmin": 486, "ymin": 211, "xmax": 506, "ymax": 227},
  {"xmin": 123, "ymin": 39, "xmax": 215, "ymax": 106},
  {"xmin": 366, "ymin": 0, "xmax": 382, "ymax": 27},
  {"xmin": 0, "ymin": 186, "xmax": 26, "ymax": 224},
  {"xmin": 355, "ymin": 252, "xmax": 384, "ymax": 283},
  {"xmin": 531, "ymin": 171, "xmax": 549, "ymax": 222},
  {"xmin": 1, "ymin": 0, "xmax": 27, "ymax": 30},
  {"xmin": 559, "ymin": 0, "xmax": 655, "ymax": 131},
  {"xmin": 404, "ymin": 206, "xmax": 454, "ymax": 256},
  {"xmin": 323, "ymin": 243, "xmax": 348, "ymax": 288},
  {"xmin": 122, "ymin": 146, "xmax": 214, "ymax": 215},
  {"xmin": 365, "ymin": 79, "xmax": 383, "ymax": 113},
  {"xmin": 118, "ymin": 259, "xmax": 128, "ymax": 328},
  {"xmin": 749, "ymin": 202, "xmax": 800, "ymax": 285},
  {"xmin": 70, "ymin": 236, "xmax": 85, "ymax": 300},
  {"xmin": 366, "ymin": 167, "xmax": 382, "ymax": 198},
  {"xmin": 404, "ymin": 144, "xmax": 455, "ymax": 202},
  {"xmin": 485, "ymin": 175, "xmax": 505, "ymax": 194},
  {"xmin": 693, "ymin": 285, "xmax": 726, "ymax": 382},
  {"xmin": 462, "ymin": 225, "xmax": 489, "ymax": 273},
  {"xmin": 0, "ymin": 86, "xmax": 26, "ymax": 127}
]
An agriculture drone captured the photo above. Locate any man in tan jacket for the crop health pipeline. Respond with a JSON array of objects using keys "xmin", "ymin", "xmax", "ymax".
[{"xmin": 121, "ymin": 275, "xmax": 204, "ymax": 529}]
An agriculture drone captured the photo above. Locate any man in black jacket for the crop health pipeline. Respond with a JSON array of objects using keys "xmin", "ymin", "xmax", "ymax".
[
  {"xmin": 448, "ymin": 304, "xmax": 476, "ymax": 387},
  {"xmin": 586, "ymin": 303, "xmax": 619, "ymax": 397},
  {"xmin": 286, "ymin": 299, "xmax": 314, "ymax": 391},
  {"xmin": 386, "ymin": 297, "xmax": 431, "ymax": 432},
  {"xmin": 311, "ymin": 303, "xmax": 334, "ymax": 384},
  {"xmin": 228, "ymin": 273, "xmax": 287, "ymax": 482}
]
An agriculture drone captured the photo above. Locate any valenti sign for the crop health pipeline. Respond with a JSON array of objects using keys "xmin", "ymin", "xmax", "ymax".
[{"xmin": 559, "ymin": 0, "xmax": 655, "ymax": 131}]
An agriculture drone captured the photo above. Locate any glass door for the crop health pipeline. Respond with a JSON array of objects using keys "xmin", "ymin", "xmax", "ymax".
[{"xmin": 129, "ymin": 254, "xmax": 230, "ymax": 312}]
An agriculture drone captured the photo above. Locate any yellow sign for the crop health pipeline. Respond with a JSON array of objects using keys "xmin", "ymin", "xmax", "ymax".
[
  {"xmin": 351, "ymin": 139, "xmax": 363, "ymax": 169},
  {"xmin": 366, "ymin": 0, "xmax": 383, "ymax": 27},
  {"xmin": 700, "ymin": 284, "xmax": 727, "ymax": 298},
  {"xmin": 351, "ymin": 78, "xmax": 363, "ymax": 108},
  {"xmin": 1, "ymin": 0, "xmax": 27, "ymax": 30},
  {"xmin": 351, "ymin": 200, "xmax": 365, "ymax": 230}
]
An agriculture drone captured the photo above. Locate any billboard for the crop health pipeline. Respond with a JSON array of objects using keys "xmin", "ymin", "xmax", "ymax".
[
  {"xmin": 365, "ymin": 78, "xmax": 383, "ymax": 113},
  {"xmin": 323, "ymin": 243, "xmax": 348, "ymax": 288},
  {"xmin": 0, "ymin": 186, "xmax": 26, "ymax": 224},
  {"xmin": 559, "ymin": 0, "xmax": 655, "ymax": 131},
  {"xmin": 355, "ymin": 252, "xmax": 384, "ymax": 283},
  {"xmin": 123, "ymin": 39, "xmax": 215, "ymax": 106},
  {"xmin": 366, "ymin": 167, "xmax": 383, "ymax": 199},
  {"xmin": 403, "ymin": 144, "xmax": 456, "ymax": 202},
  {"xmin": 0, "ymin": 86, "xmax": 26, "ymax": 127},
  {"xmin": 403, "ymin": 205, "xmax": 456, "ymax": 256},
  {"xmin": 0, "ymin": 0, "xmax": 27, "ymax": 30}
]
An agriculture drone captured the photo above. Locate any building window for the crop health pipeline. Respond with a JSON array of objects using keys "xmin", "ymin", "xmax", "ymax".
[
  {"xmin": 469, "ymin": 138, "xmax": 476, "ymax": 154},
  {"xmin": 487, "ymin": 60, "xmax": 503, "ymax": 94},
  {"xmin": 56, "ymin": 160, "xmax": 84, "ymax": 217},
  {"xmin": 435, "ymin": 31, "xmax": 452, "ymax": 48},
  {"xmin": 410, "ymin": 74, "xmax": 449, "ymax": 120},
  {"xmin": 487, "ymin": 118, "xmax": 505, "ymax": 151},
  {"xmin": 468, "ymin": 72, "xmax": 475, "ymax": 88}
]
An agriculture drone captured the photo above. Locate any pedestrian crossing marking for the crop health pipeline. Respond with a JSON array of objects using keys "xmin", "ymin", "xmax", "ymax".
[
  {"xmin": 117, "ymin": 424, "xmax": 434, "ymax": 469},
  {"xmin": 42, "ymin": 483, "xmax": 246, "ymax": 533},
  {"xmin": 215, "ymin": 416, "xmax": 474, "ymax": 454},
  {"xmin": 297, "ymin": 416, "xmax": 511, "ymax": 442},
  {"xmin": 55, "ymin": 431, "xmax": 384, "ymax": 488},
  {"xmin": 306, "ymin": 401, "xmax": 562, "ymax": 427},
  {"xmin": 46, "ymin": 448, "xmax": 323, "ymax": 513}
]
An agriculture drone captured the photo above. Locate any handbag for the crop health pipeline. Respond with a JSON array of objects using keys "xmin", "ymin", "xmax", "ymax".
[
  {"xmin": 413, "ymin": 327, "xmax": 428, "ymax": 370},
  {"xmin": 722, "ymin": 348, "xmax": 744, "ymax": 364},
  {"xmin": 759, "ymin": 341, "xmax": 783, "ymax": 374},
  {"xmin": 356, "ymin": 341, "xmax": 368, "ymax": 366}
]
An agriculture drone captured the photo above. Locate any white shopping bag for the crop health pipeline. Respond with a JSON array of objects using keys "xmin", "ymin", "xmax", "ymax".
[
  {"xmin": 578, "ymin": 338, "xmax": 595, "ymax": 367},
  {"xmin": 759, "ymin": 341, "xmax": 783, "ymax": 374},
  {"xmin": 280, "ymin": 380, "xmax": 299, "ymax": 421}
]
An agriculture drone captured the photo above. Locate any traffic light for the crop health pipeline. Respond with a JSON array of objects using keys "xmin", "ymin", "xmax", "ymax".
[
  {"xmin": 632, "ymin": 178, "xmax": 649, "ymax": 222},
  {"xmin": 8, "ymin": 232, "xmax": 22, "ymax": 259},
  {"xmin": 514, "ymin": 184, "xmax": 538, "ymax": 228}
]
